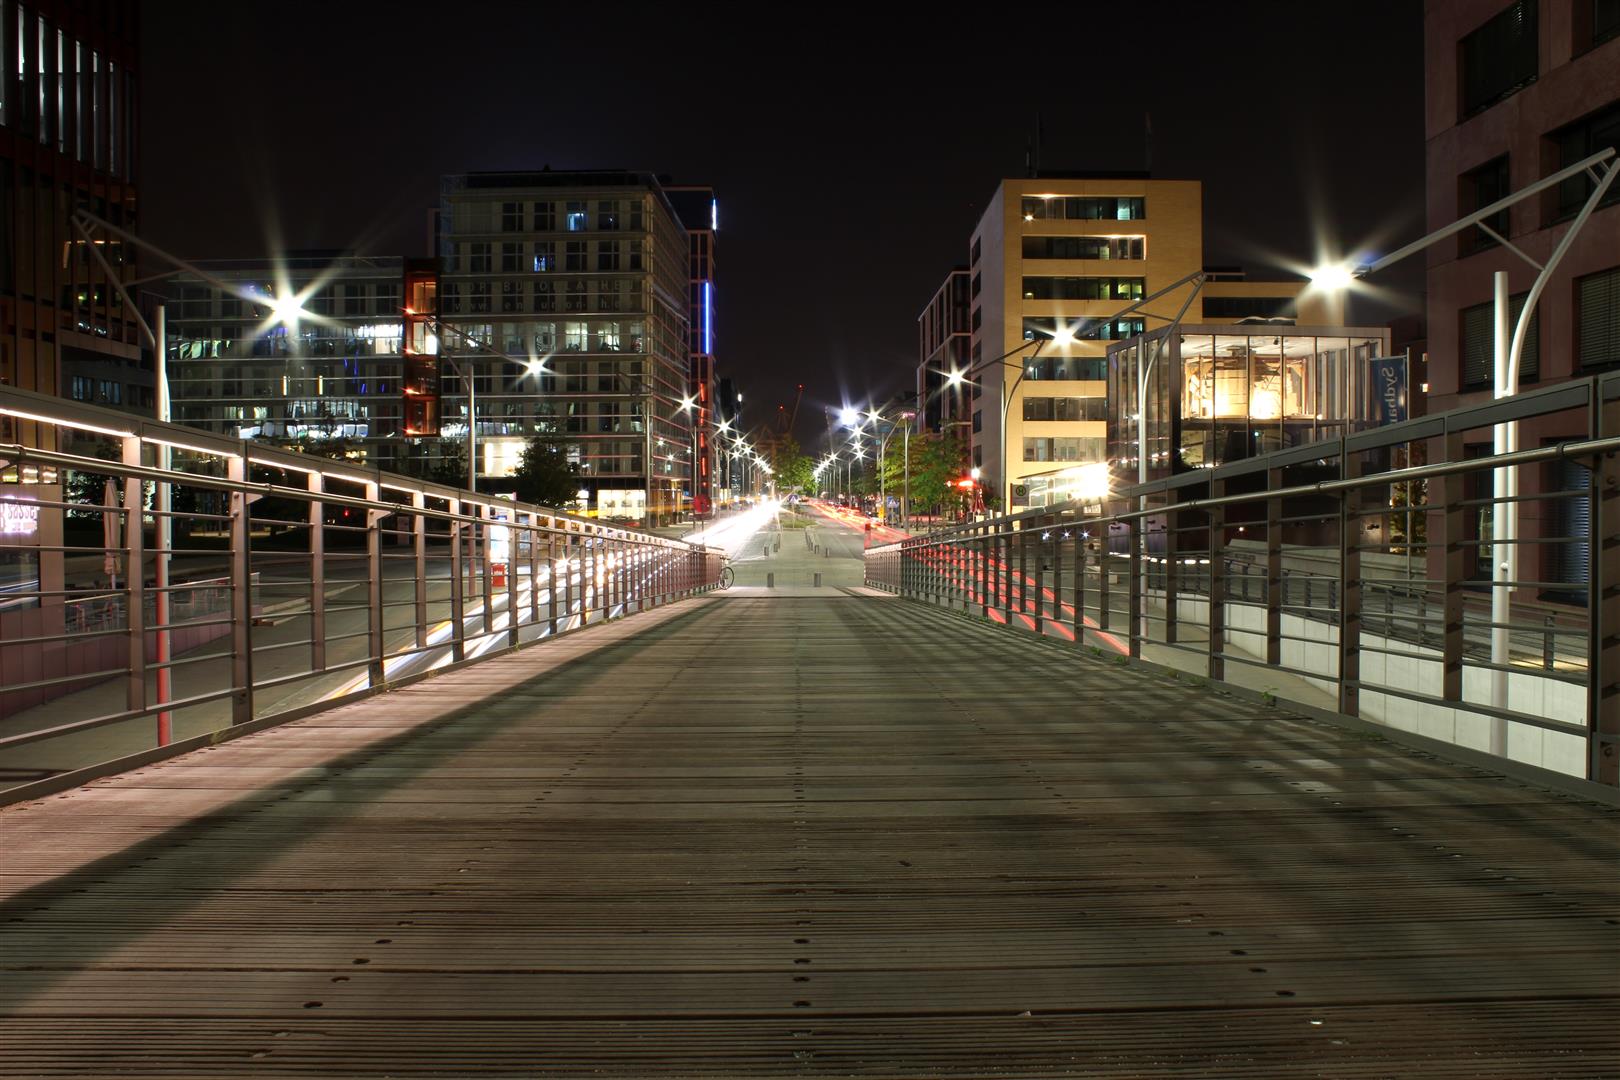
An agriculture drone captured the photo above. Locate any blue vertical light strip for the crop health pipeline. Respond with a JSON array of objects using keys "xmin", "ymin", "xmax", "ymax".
[{"xmin": 704, "ymin": 282, "xmax": 713, "ymax": 355}]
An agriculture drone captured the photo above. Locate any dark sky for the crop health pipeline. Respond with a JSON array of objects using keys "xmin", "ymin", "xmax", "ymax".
[{"xmin": 141, "ymin": 2, "xmax": 1426, "ymax": 447}]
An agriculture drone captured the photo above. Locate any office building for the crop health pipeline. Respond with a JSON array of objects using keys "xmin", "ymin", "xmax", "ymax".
[
  {"xmin": 161, "ymin": 254, "xmax": 438, "ymax": 472},
  {"xmin": 1423, "ymin": 0, "xmax": 1618, "ymax": 596},
  {"xmin": 965, "ymin": 174, "xmax": 1340, "ymax": 511},
  {"xmin": 438, "ymin": 171, "xmax": 692, "ymax": 523},
  {"xmin": 0, "ymin": 0, "xmax": 143, "ymax": 445}
]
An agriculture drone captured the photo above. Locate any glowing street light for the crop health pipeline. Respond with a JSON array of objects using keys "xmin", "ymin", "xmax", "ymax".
[{"xmin": 1308, "ymin": 262, "xmax": 1357, "ymax": 292}]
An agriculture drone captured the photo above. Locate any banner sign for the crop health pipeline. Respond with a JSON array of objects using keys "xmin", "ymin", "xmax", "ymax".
[{"xmin": 1370, "ymin": 356, "xmax": 1408, "ymax": 425}]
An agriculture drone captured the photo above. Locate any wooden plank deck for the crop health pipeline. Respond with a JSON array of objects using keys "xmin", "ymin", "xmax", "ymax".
[{"xmin": 1, "ymin": 593, "xmax": 1617, "ymax": 1077}]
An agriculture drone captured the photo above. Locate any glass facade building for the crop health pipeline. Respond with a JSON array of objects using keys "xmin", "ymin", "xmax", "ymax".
[
  {"xmin": 438, "ymin": 171, "xmax": 692, "ymax": 523},
  {"xmin": 164, "ymin": 256, "xmax": 431, "ymax": 471},
  {"xmin": 1105, "ymin": 323, "xmax": 1391, "ymax": 487}
]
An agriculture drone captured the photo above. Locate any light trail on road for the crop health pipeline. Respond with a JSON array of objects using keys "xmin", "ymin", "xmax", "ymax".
[{"xmin": 683, "ymin": 499, "xmax": 780, "ymax": 557}]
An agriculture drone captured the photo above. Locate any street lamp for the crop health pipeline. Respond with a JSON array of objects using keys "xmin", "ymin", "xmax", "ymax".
[
  {"xmin": 841, "ymin": 404, "xmax": 917, "ymax": 529},
  {"xmin": 431, "ymin": 318, "xmax": 550, "ymax": 493}
]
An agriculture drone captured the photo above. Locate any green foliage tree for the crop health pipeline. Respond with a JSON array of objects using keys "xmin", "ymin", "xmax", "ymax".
[
  {"xmin": 511, "ymin": 436, "xmax": 582, "ymax": 508},
  {"xmin": 879, "ymin": 429, "xmax": 970, "ymax": 523},
  {"xmin": 765, "ymin": 436, "xmax": 815, "ymax": 495}
]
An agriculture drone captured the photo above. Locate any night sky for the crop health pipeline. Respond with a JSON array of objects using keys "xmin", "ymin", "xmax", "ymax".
[{"xmin": 141, "ymin": 2, "xmax": 1425, "ymax": 448}]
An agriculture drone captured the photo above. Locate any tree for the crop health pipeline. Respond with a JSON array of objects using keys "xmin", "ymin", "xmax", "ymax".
[
  {"xmin": 765, "ymin": 436, "xmax": 814, "ymax": 496},
  {"xmin": 511, "ymin": 436, "xmax": 582, "ymax": 508},
  {"xmin": 879, "ymin": 429, "xmax": 969, "ymax": 522}
]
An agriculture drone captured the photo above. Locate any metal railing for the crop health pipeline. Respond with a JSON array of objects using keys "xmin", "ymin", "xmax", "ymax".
[
  {"xmin": 0, "ymin": 387, "xmax": 722, "ymax": 798},
  {"xmin": 868, "ymin": 372, "xmax": 1620, "ymax": 789}
]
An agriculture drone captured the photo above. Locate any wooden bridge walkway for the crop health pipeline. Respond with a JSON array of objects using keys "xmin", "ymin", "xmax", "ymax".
[{"xmin": 1, "ymin": 592, "xmax": 1616, "ymax": 1077}]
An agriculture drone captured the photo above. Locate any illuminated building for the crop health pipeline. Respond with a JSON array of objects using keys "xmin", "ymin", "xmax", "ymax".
[
  {"xmin": 438, "ymin": 171, "xmax": 692, "ymax": 524},
  {"xmin": 161, "ymin": 255, "xmax": 437, "ymax": 473},
  {"xmin": 1101, "ymin": 322, "xmax": 1392, "ymax": 490},
  {"xmin": 966, "ymin": 175, "xmax": 1342, "ymax": 511},
  {"xmin": 664, "ymin": 184, "xmax": 719, "ymax": 516}
]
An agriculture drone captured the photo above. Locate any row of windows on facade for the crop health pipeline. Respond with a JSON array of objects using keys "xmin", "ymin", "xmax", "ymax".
[
  {"xmin": 451, "ymin": 199, "xmax": 648, "ymax": 235},
  {"xmin": 169, "ymin": 317, "xmax": 654, "ymax": 360},
  {"xmin": 449, "ymin": 238, "xmax": 649, "ymax": 275},
  {"xmin": 68, "ymin": 374, "xmax": 150, "ymax": 408},
  {"xmin": 0, "ymin": 2, "xmax": 133, "ymax": 180},
  {"xmin": 1022, "ymin": 396, "xmax": 1109, "ymax": 422},
  {"xmin": 441, "ymin": 278, "xmax": 647, "ymax": 316},
  {"xmin": 1022, "ymin": 436, "xmax": 1106, "ymax": 463},
  {"xmin": 1022, "ymin": 276, "xmax": 1147, "ymax": 302},
  {"xmin": 1021, "ymin": 197, "xmax": 1146, "ymax": 222},
  {"xmin": 1459, "ymin": 0, "xmax": 1617, "ymax": 120},
  {"xmin": 171, "ymin": 283, "xmax": 402, "ymax": 322},
  {"xmin": 1459, "ymin": 266, "xmax": 1620, "ymax": 386},
  {"xmin": 1022, "ymin": 317, "xmax": 1147, "ymax": 343},
  {"xmin": 1021, "ymin": 236, "xmax": 1146, "ymax": 261},
  {"xmin": 1459, "ymin": 101, "xmax": 1620, "ymax": 245}
]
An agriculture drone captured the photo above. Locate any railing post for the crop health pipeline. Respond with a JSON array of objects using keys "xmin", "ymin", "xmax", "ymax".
[
  {"xmin": 120, "ymin": 436, "xmax": 146, "ymax": 716},
  {"xmin": 1589, "ymin": 392, "xmax": 1619, "ymax": 785},
  {"xmin": 1001, "ymin": 522, "xmax": 1014, "ymax": 626},
  {"xmin": 305, "ymin": 472, "xmax": 328, "ymax": 672},
  {"xmin": 547, "ymin": 526, "xmax": 560, "ymax": 634},
  {"xmin": 227, "ymin": 455, "xmax": 254, "ymax": 723},
  {"xmin": 1266, "ymin": 466, "xmax": 1284, "ymax": 668},
  {"xmin": 1018, "ymin": 523, "xmax": 1032, "ymax": 629},
  {"xmin": 1072, "ymin": 531, "xmax": 1086, "ymax": 645},
  {"xmin": 364, "ymin": 480, "xmax": 385, "ymax": 688},
  {"xmin": 411, "ymin": 490, "xmax": 427, "ymax": 652},
  {"xmin": 1127, "ymin": 516, "xmax": 1142, "ymax": 658},
  {"xmin": 1164, "ymin": 499, "xmax": 1180, "ymax": 646},
  {"xmin": 1441, "ymin": 432, "xmax": 1467, "ymax": 702},
  {"xmin": 580, "ymin": 531, "xmax": 592, "ymax": 626},
  {"xmin": 979, "ymin": 524, "xmax": 990, "ymax": 619},
  {"xmin": 448, "ymin": 497, "xmax": 466, "ymax": 663},
  {"xmin": 505, "ymin": 512, "xmax": 520, "ymax": 648},
  {"xmin": 562, "ymin": 529, "xmax": 575, "ymax": 628},
  {"xmin": 1097, "ymin": 529, "xmax": 1111, "ymax": 632},
  {"xmin": 479, "ymin": 504, "xmax": 494, "ymax": 639},
  {"xmin": 528, "ymin": 515, "xmax": 541, "ymax": 628},
  {"xmin": 1338, "ymin": 447, "xmax": 1363, "ymax": 717},
  {"xmin": 1049, "ymin": 527, "xmax": 1062, "ymax": 638},
  {"xmin": 1208, "ymin": 478, "xmax": 1227, "ymax": 681}
]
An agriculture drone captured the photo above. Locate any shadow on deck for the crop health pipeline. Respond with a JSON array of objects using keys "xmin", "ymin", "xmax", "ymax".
[{"xmin": 1, "ymin": 592, "xmax": 1616, "ymax": 1077}]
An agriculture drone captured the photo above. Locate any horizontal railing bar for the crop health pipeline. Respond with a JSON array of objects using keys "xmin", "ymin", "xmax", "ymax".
[{"xmin": 0, "ymin": 687, "xmax": 239, "ymax": 751}]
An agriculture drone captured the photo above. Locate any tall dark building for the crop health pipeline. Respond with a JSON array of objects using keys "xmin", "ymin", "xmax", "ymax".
[
  {"xmin": 0, "ymin": 0, "xmax": 143, "ymax": 449},
  {"xmin": 665, "ymin": 184, "xmax": 718, "ymax": 515}
]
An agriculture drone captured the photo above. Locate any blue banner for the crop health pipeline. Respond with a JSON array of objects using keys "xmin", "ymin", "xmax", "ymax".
[{"xmin": 1370, "ymin": 356, "xmax": 1407, "ymax": 425}]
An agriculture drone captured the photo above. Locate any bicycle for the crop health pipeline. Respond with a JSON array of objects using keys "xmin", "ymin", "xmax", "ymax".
[{"xmin": 717, "ymin": 558, "xmax": 735, "ymax": 590}]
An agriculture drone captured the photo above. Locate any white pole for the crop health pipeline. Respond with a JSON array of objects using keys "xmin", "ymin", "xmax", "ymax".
[
  {"xmin": 1490, "ymin": 270, "xmax": 1511, "ymax": 755},
  {"xmin": 155, "ymin": 304, "xmax": 172, "ymax": 742},
  {"xmin": 466, "ymin": 361, "xmax": 477, "ymax": 493}
]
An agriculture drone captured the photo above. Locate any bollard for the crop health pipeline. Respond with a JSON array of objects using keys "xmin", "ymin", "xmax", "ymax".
[
  {"xmin": 814, "ymin": 572, "xmax": 822, "ymax": 588},
  {"xmin": 767, "ymin": 572, "xmax": 775, "ymax": 588}
]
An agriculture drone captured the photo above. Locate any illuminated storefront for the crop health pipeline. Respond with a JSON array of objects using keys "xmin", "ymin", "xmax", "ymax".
[{"xmin": 1105, "ymin": 324, "xmax": 1393, "ymax": 488}]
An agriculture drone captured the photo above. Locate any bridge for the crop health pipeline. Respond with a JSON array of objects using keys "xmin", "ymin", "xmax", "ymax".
[{"xmin": 1, "ymin": 385, "xmax": 1618, "ymax": 1077}]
